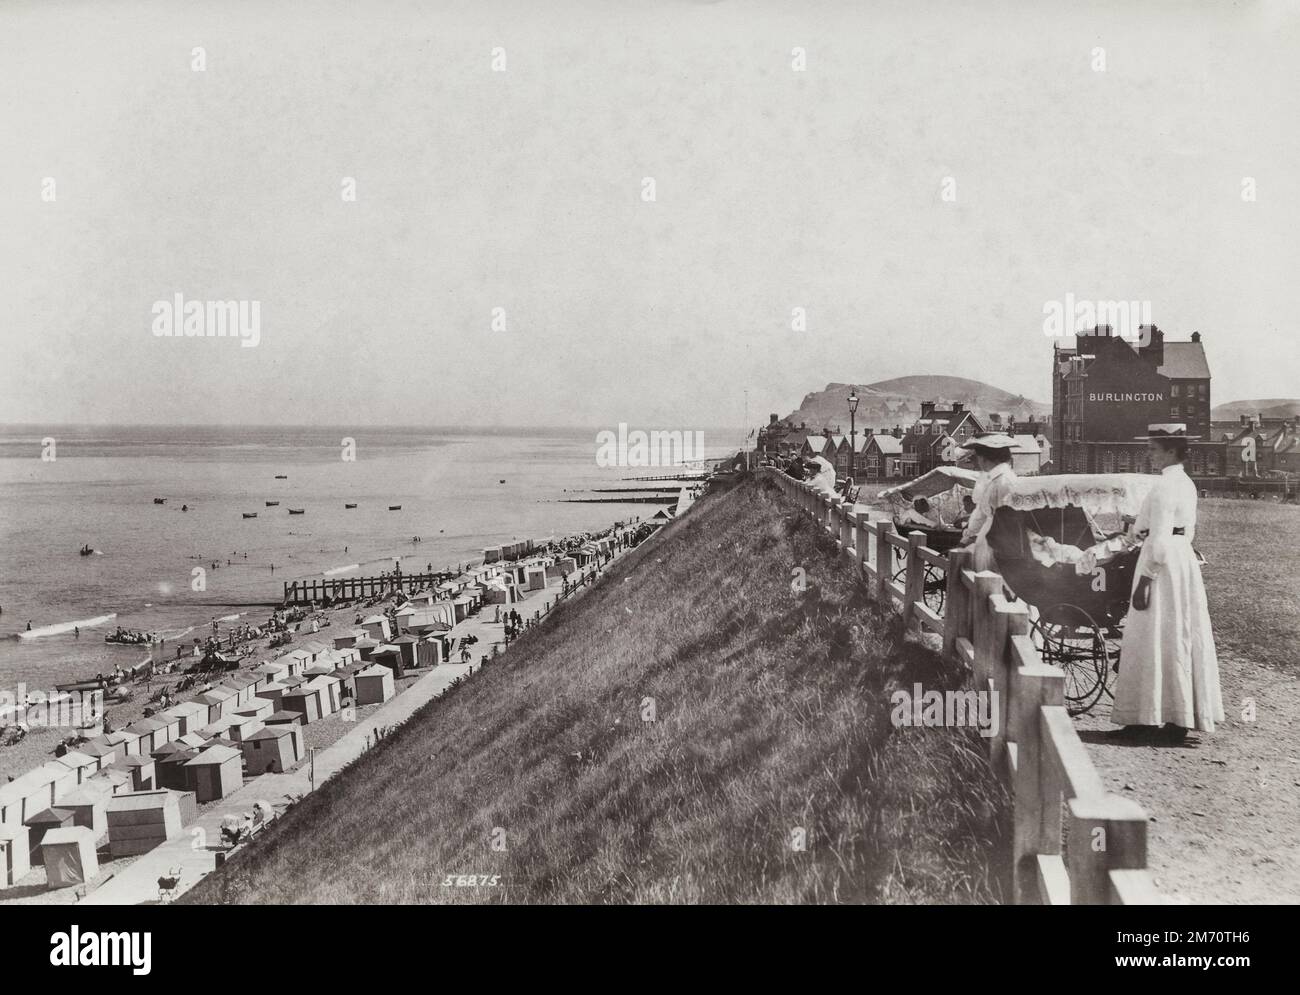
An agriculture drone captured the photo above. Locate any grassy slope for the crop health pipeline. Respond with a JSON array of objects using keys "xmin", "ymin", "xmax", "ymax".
[{"xmin": 187, "ymin": 474, "xmax": 1008, "ymax": 904}]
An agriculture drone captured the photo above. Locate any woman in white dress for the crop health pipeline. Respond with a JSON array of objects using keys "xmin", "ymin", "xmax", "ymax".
[
  {"xmin": 1110, "ymin": 425, "xmax": 1224, "ymax": 743},
  {"xmin": 955, "ymin": 434, "xmax": 1018, "ymax": 572}
]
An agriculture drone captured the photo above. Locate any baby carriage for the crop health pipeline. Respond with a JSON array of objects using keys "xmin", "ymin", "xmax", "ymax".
[
  {"xmin": 983, "ymin": 473, "xmax": 1156, "ymax": 715},
  {"xmin": 878, "ymin": 466, "xmax": 979, "ymax": 613}
]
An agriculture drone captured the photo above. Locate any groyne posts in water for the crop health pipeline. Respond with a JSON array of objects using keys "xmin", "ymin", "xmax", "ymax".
[
  {"xmin": 761, "ymin": 467, "xmax": 1159, "ymax": 906},
  {"xmin": 282, "ymin": 572, "xmax": 450, "ymax": 605}
]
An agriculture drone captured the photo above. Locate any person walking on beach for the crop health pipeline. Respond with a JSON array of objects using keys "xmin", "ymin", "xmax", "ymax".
[{"xmin": 1110, "ymin": 425, "xmax": 1224, "ymax": 744}]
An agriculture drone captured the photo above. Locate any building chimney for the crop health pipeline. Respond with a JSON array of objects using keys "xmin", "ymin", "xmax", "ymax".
[
  {"xmin": 920, "ymin": 401, "xmax": 936, "ymax": 419},
  {"xmin": 1138, "ymin": 324, "xmax": 1164, "ymax": 367},
  {"xmin": 1096, "ymin": 324, "xmax": 1112, "ymax": 337},
  {"xmin": 1191, "ymin": 331, "xmax": 1201, "ymax": 343},
  {"xmin": 769, "ymin": 413, "xmax": 778, "ymax": 425},
  {"xmin": 951, "ymin": 401, "xmax": 964, "ymax": 413}
]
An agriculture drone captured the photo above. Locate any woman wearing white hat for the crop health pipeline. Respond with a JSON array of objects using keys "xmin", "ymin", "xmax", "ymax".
[
  {"xmin": 1110, "ymin": 425, "xmax": 1223, "ymax": 743},
  {"xmin": 955, "ymin": 433, "xmax": 1018, "ymax": 571}
]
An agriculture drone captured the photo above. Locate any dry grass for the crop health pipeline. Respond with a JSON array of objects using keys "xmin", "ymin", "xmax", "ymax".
[
  {"xmin": 186, "ymin": 473, "xmax": 1009, "ymax": 905},
  {"xmin": 1195, "ymin": 498, "xmax": 1300, "ymax": 673}
]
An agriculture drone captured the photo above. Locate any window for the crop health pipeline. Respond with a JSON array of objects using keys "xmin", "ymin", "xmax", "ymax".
[
  {"xmin": 1172, "ymin": 384, "xmax": 1181, "ymax": 397},
  {"xmin": 1171, "ymin": 406, "xmax": 1180, "ymax": 419},
  {"xmin": 1199, "ymin": 384, "xmax": 1208, "ymax": 398}
]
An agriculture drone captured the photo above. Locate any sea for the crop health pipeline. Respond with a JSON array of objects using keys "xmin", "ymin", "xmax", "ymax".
[{"xmin": 0, "ymin": 424, "xmax": 735, "ymax": 692}]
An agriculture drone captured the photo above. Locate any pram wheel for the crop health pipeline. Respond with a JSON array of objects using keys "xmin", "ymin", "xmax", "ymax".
[{"xmin": 1030, "ymin": 604, "xmax": 1110, "ymax": 716}]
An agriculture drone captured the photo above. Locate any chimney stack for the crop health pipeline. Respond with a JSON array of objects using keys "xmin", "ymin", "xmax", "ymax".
[
  {"xmin": 1191, "ymin": 331, "xmax": 1202, "ymax": 343},
  {"xmin": 920, "ymin": 400, "xmax": 936, "ymax": 419}
]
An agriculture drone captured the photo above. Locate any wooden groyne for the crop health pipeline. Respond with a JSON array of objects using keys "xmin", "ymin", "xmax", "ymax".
[{"xmin": 282, "ymin": 572, "xmax": 451, "ymax": 605}]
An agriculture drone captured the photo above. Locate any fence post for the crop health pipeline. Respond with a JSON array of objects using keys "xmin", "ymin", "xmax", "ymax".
[
  {"xmin": 1010, "ymin": 645, "xmax": 1065, "ymax": 904},
  {"xmin": 1067, "ymin": 795, "xmax": 1149, "ymax": 905},
  {"xmin": 969, "ymin": 571, "xmax": 1002, "ymax": 689},
  {"xmin": 987, "ymin": 596, "xmax": 1028, "ymax": 770},
  {"xmin": 853, "ymin": 512, "xmax": 869, "ymax": 572},
  {"xmin": 875, "ymin": 521, "xmax": 894, "ymax": 603},
  {"xmin": 904, "ymin": 531, "xmax": 926, "ymax": 632},
  {"xmin": 839, "ymin": 503, "xmax": 853, "ymax": 551},
  {"xmin": 942, "ymin": 547, "xmax": 973, "ymax": 660}
]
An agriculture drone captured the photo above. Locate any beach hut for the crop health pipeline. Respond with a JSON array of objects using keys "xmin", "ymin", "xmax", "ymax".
[
  {"xmin": 306, "ymin": 675, "xmax": 342, "ymax": 715},
  {"xmin": 195, "ymin": 687, "xmax": 235, "ymax": 724},
  {"xmin": 235, "ymin": 698, "xmax": 274, "ymax": 722},
  {"xmin": 279, "ymin": 687, "xmax": 322, "ymax": 724},
  {"xmin": 108, "ymin": 755, "xmax": 156, "ymax": 792},
  {"xmin": 105, "ymin": 727, "xmax": 146, "ymax": 758},
  {"xmin": 24, "ymin": 807, "xmax": 77, "ymax": 862},
  {"xmin": 56, "ymin": 750, "xmax": 99, "ymax": 785},
  {"xmin": 0, "ymin": 823, "xmax": 29, "ymax": 887},
  {"xmin": 333, "ymin": 646, "xmax": 360, "ymax": 668},
  {"xmin": 42, "ymin": 826, "xmax": 99, "ymax": 887},
  {"xmin": 130, "ymin": 717, "xmax": 173, "ymax": 753},
  {"xmin": 280, "ymin": 649, "xmax": 311, "ymax": 678},
  {"xmin": 38, "ymin": 761, "xmax": 79, "ymax": 805},
  {"xmin": 87, "ymin": 766, "xmax": 134, "ymax": 797},
  {"xmin": 394, "ymin": 605, "xmax": 417, "ymax": 633},
  {"xmin": 525, "ymin": 565, "xmax": 549, "ymax": 591},
  {"xmin": 106, "ymin": 790, "xmax": 184, "ymax": 857},
  {"xmin": 226, "ymin": 674, "xmax": 260, "ymax": 703},
  {"xmin": 370, "ymin": 645, "xmax": 406, "ymax": 679},
  {"xmin": 264, "ymin": 710, "xmax": 304, "ymax": 732},
  {"xmin": 353, "ymin": 664, "xmax": 396, "ymax": 706},
  {"xmin": 353, "ymin": 637, "xmax": 379, "ymax": 661},
  {"xmin": 332, "ymin": 630, "xmax": 360, "ymax": 650},
  {"xmin": 417, "ymin": 635, "xmax": 444, "ymax": 667},
  {"xmin": 184, "ymin": 746, "xmax": 243, "ymax": 803},
  {"xmin": 299, "ymin": 640, "xmax": 330, "ymax": 663},
  {"xmin": 154, "ymin": 749, "xmax": 197, "ymax": 791},
  {"xmin": 359, "ymin": 615, "xmax": 392, "ymax": 642},
  {"xmin": 241, "ymin": 726, "xmax": 301, "ymax": 775},
  {"xmin": 161, "ymin": 700, "xmax": 208, "ymax": 737},
  {"xmin": 76, "ymin": 737, "xmax": 118, "ymax": 768},
  {"xmin": 304, "ymin": 661, "xmax": 336, "ymax": 677},
  {"xmin": 330, "ymin": 666, "xmax": 360, "ymax": 703},
  {"xmin": 223, "ymin": 714, "xmax": 265, "ymax": 743},
  {"xmin": 176, "ymin": 732, "xmax": 207, "ymax": 750},
  {"xmin": 390, "ymin": 634, "xmax": 420, "ymax": 671},
  {"xmin": 59, "ymin": 783, "xmax": 112, "ymax": 840},
  {"xmin": 278, "ymin": 674, "xmax": 306, "ymax": 691},
  {"xmin": 253, "ymin": 661, "xmax": 289, "ymax": 683},
  {"xmin": 254, "ymin": 681, "xmax": 287, "ymax": 711},
  {"xmin": 556, "ymin": 556, "xmax": 578, "ymax": 576},
  {"xmin": 451, "ymin": 597, "xmax": 472, "ymax": 622}
]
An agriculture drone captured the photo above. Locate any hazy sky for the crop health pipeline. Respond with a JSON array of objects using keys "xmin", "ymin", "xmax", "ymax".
[{"xmin": 2, "ymin": 0, "xmax": 1297, "ymax": 430}]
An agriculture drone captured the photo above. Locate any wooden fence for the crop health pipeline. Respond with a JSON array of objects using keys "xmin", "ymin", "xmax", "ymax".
[{"xmin": 762, "ymin": 467, "xmax": 1161, "ymax": 905}]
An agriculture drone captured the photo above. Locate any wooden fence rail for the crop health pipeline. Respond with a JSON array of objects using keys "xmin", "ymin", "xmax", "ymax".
[{"xmin": 761, "ymin": 467, "xmax": 1161, "ymax": 905}]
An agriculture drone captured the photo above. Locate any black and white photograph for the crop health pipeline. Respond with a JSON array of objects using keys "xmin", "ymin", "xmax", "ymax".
[{"xmin": 0, "ymin": 0, "xmax": 1296, "ymax": 947}]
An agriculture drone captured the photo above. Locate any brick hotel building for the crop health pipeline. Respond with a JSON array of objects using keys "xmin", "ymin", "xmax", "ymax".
[{"xmin": 1052, "ymin": 324, "xmax": 1226, "ymax": 476}]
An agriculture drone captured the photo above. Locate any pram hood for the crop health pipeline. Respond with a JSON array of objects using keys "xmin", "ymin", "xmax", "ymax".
[{"xmin": 992, "ymin": 473, "xmax": 1156, "ymax": 518}]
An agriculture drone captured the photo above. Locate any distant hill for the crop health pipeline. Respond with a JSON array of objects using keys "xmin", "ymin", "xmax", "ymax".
[
  {"xmin": 1211, "ymin": 399, "xmax": 1300, "ymax": 422},
  {"xmin": 780, "ymin": 376, "xmax": 1050, "ymax": 433}
]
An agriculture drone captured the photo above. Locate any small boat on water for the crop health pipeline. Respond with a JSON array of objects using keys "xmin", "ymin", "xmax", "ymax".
[
  {"xmin": 153, "ymin": 497, "xmax": 166, "ymax": 504},
  {"xmin": 78, "ymin": 544, "xmax": 94, "ymax": 556},
  {"xmin": 288, "ymin": 508, "xmax": 305, "ymax": 515},
  {"xmin": 265, "ymin": 500, "xmax": 279, "ymax": 507},
  {"xmin": 275, "ymin": 474, "xmax": 288, "ymax": 479},
  {"xmin": 181, "ymin": 504, "xmax": 188, "ymax": 512},
  {"xmin": 242, "ymin": 512, "xmax": 258, "ymax": 519},
  {"xmin": 388, "ymin": 505, "xmax": 402, "ymax": 511},
  {"xmin": 345, "ymin": 503, "xmax": 357, "ymax": 509},
  {"xmin": 499, "ymin": 479, "xmax": 506, "ymax": 484}
]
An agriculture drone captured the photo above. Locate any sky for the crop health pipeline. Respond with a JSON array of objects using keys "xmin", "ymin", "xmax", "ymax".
[{"xmin": 1, "ymin": 0, "xmax": 1297, "ymax": 431}]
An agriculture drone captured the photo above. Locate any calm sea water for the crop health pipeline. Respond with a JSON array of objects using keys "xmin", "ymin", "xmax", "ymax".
[{"xmin": 0, "ymin": 425, "xmax": 733, "ymax": 690}]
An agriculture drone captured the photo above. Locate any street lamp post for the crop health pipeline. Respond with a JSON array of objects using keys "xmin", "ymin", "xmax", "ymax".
[{"xmin": 847, "ymin": 390, "xmax": 860, "ymax": 482}]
